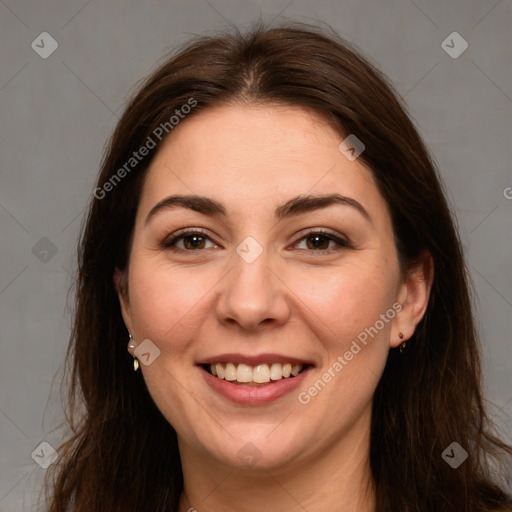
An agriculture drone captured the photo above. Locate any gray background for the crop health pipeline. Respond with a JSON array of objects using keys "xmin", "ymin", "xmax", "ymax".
[{"xmin": 0, "ymin": 0, "xmax": 511, "ymax": 510}]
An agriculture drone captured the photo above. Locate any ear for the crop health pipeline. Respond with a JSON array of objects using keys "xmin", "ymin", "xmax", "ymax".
[
  {"xmin": 113, "ymin": 267, "xmax": 133, "ymax": 336},
  {"xmin": 390, "ymin": 251, "xmax": 434, "ymax": 348}
]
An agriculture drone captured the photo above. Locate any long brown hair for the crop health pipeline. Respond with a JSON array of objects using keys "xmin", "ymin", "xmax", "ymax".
[{"xmin": 42, "ymin": 21, "xmax": 512, "ymax": 512}]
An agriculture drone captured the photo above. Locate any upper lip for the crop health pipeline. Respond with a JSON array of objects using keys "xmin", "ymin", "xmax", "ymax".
[{"xmin": 197, "ymin": 353, "xmax": 315, "ymax": 366}]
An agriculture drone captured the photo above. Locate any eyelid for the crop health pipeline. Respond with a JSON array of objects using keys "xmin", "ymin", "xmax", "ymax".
[
  {"xmin": 161, "ymin": 228, "xmax": 218, "ymax": 249},
  {"xmin": 292, "ymin": 228, "xmax": 352, "ymax": 251},
  {"xmin": 160, "ymin": 227, "xmax": 352, "ymax": 252}
]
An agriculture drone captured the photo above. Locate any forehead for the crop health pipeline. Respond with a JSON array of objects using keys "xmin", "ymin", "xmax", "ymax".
[{"xmin": 138, "ymin": 103, "xmax": 383, "ymax": 218}]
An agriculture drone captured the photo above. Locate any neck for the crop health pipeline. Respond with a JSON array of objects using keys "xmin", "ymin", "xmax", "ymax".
[{"xmin": 177, "ymin": 407, "xmax": 376, "ymax": 512}]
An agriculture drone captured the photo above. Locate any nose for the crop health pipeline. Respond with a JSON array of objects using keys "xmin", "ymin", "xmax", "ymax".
[{"xmin": 215, "ymin": 245, "xmax": 291, "ymax": 332}]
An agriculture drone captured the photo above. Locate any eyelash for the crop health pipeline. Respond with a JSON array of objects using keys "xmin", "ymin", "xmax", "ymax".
[{"xmin": 161, "ymin": 228, "xmax": 352, "ymax": 254}]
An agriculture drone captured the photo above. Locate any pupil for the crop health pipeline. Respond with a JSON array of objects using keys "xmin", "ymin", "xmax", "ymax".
[
  {"xmin": 308, "ymin": 235, "xmax": 328, "ymax": 250},
  {"xmin": 186, "ymin": 235, "xmax": 204, "ymax": 249}
]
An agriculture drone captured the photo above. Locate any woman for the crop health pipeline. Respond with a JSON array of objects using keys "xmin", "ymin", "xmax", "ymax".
[{"xmin": 43, "ymin": 22, "xmax": 512, "ymax": 511}]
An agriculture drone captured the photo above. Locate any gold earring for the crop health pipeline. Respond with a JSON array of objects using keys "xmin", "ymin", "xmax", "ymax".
[
  {"xmin": 399, "ymin": 332, "xmax": 406, "ymax": 353},
  {"xmin": 129, "ymin": 333, "xmax": 140, "ymax": 371}
]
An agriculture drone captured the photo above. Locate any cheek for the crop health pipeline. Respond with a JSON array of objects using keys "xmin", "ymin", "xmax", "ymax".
[
  {"xmin": 126, "ymin": 258, "xmax": 211, "ymax": 430},
  {"xmin": 291, "ymin": 266, "xmax": 396, "ymax": 425},
  {"xmin": 127, "ymin": 256, "xmax": 214, "ymax": 353},
  {"xmin": 290, "ymin": 260, "xmax": 398, "ymax": 349}
]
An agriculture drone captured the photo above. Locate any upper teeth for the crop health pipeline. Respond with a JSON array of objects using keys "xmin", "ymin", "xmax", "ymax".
[{"xmin": 210, "ymin": 362, "xmax": 304, "ymax": 383}]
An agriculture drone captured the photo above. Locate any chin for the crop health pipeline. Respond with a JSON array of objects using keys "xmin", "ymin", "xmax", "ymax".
[{"xmin": 202, "ymin": 426, "xmax": 310, "ymax": 472}]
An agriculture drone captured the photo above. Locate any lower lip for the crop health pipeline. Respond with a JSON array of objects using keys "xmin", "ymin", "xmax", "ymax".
[{"xmin": 199, "ymin": 366, "xmax": 312, "ymax": 405}]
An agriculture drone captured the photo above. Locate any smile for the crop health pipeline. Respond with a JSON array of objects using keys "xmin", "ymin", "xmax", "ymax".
[
  {"xmin": 199, "ymin": 359, "xmax": 313, "ymax": 405},
  {"xmin": 205, "ymin": 362, "xmax": 307, "ymax": 385}
]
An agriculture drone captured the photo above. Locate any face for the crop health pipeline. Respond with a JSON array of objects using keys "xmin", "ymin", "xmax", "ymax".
[{"xmin": 116, "ymin": 103, "xmax": 428, "ymax": 473}]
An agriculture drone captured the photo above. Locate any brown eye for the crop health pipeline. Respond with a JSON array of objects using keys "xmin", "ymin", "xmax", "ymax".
[
  {"xmin": 162, "ymin": 229, "xmax": 350, "ymax": 254},
  {"xmin": 305, "ymin": 234, "xmax": 331, "ymax": 250},
  {"xmin": 295, "ymin": 230, "xmax": 351, "ymax": 252},
  {"xmin": 182, "ymin": 234, "xmax": 207, "ymax": 250},
  {"xmin": 162, "ymin": 230, "xmax": 218, "ymax": 251}
]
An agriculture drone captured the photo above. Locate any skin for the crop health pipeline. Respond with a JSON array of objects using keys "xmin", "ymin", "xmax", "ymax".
[{"xmin": 115, "ymin": 103, "xmax": 433, "ymax": 512}]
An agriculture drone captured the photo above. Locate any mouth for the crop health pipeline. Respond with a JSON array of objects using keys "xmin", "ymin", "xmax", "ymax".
[
  {"xmin": 197, "ymin": 355, "xmax": 314, "ymax": 405},
  {"xmin": 201, "ymin": 362, "xmax": 310, "ymax": 387}
]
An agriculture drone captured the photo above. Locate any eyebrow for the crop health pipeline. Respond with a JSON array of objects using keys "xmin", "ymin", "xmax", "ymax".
[{"xmin": 145, "ymin": 193, "xmax": 372, "ymax": 226}]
